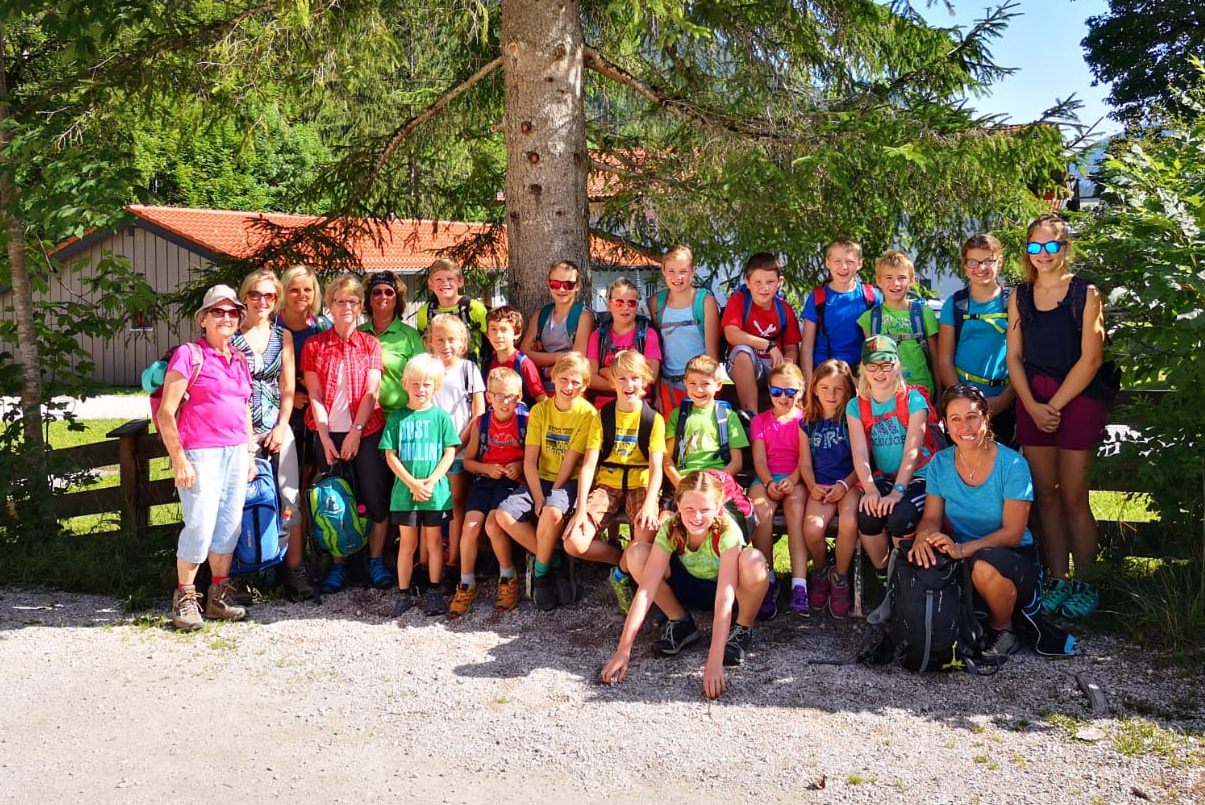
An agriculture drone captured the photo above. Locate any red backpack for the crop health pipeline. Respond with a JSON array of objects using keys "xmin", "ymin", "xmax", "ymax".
[{"xmin": 857, "ymin": 386, "xmax": 944, "ymax": 476}]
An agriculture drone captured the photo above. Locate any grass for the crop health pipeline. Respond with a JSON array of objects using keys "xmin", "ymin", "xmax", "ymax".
[
  {"xmin": 1110, "ymin": 719, "xmax": 1205, "ymax": 767},
  {"xmin": 1099, "ymin": 552, "xmax": 1205, "ymax": 662},
  {"xmin": 1090, "ymin": 490, "xmax": 1158, "ymax": 523}
]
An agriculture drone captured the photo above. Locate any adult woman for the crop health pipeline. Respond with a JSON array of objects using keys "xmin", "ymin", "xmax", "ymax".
[
  {"xmin": 1006, "ymin": 214, "xmax": 1109, "ymax": 619},
  {"xmin": 357, "ymin": 271, "xmax": 424, "ymax": 413},
  {"xmin": 910, "ymin": 385, "xmax": 1042, "ymax": 658},
  {"xmin": 300, "ymin": 273, "xmax": 394, "ymax": 593},
  {"xmin": 278, "ymin": 265, "xmax": 329, "ymax": 476},
  {"xmin": 231, "ymin": 269, "xmax": 313, "ymax": 600},
  {"xmin": 158, "ymin": 285, "xmax": 254, "ymax": 631}
]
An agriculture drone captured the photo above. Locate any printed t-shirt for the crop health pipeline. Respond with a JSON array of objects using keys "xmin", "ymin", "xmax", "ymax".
[
  {"xmin": 802, "ymin": 282, "xmax": 882, "ymax": 365},
  {"xmin": 939, "ymin": 291, "xmax": 1009, "ymax": 397},
  {"xmin": 379, "ymin": 406, "xmax": 460, "ymax": 511},
  {"xmin": 721, "ymin": 294, "xmax": 802, "ymax": 357},
  {"xmin": 845, "ymin": 389, "xmax": 930, "ymax": 478},
  {"xmin": 666, "ymin": 403, "xmax": 750, "ymax": 472},
  {"xmin": 526, "ymin": 396, "xmax": 602, "ymax": 482},
  {"xmin": 750, "ymin": 409, "xmax": 803, "ymax": 476},
  {"xmin": 489, "ymin": 350, "xmax": 544, "ymax": 406},
  {"xmin": 595, "ymin": 405, "xmax": 667, "ymax": 490},
  {"xmin": 857, "ymin": 303, "xmax": 939, "ymax": 396},
  {"xmin": 925, "ymin": 445, "xmax": 1034, "ymax": 547},
  {"xmin": 168, "ymin": 340, "xmax": 251, "ymax": 450},
  {"xmin": 654, "ymin": 511, "xmax": 746, "ymax": 581},
  {"xmin": 801, "ymin": 417, "xmax": 854, "ymax": 486},
  {"xmin": 359, "ymin": 318, "xmax": 424, "ymax": 412},
  {"xmin": 586, "ymin": 326, "xmax": 664, "ymax": 408},
  {"xmin": 478, "ymin": 411, "xmax": 526, "ymax": 466}
]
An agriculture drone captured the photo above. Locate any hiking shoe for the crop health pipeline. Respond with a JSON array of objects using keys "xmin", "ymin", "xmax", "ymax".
[
  {"xmin": 320, "ymin": 564, "xmax": 348, "ymax": 594},
  {"xmin": 495, "ymin": 576, "xmax": 519, "ymax": 613},
  {"xmin": 422, "ymin": 588, "xmax": 446, "ymax": 616},
  {"xmin": 609, "ymin": 569, "xmax": 635, "ymax": 613},
  {"xmin": 554, "ymin": 557, "xmax": 577, "ymax": 606},
  {"xmin": 171, "ymin": 587, "xmax": 203, "ymax": 631},
  {"xmin": 205, "ymin": 581, "xmax": 247, "ymax": 622},
  {"xmin": 723, "ymin": 624, "xmax": 753, "ymax": 666},
  {"xmin": 789, "ymin": 584, "xmax": 810, "ymax": 616},
  {"xmin": 532, "ymin": 573, "xmax": 558, "ymax": 611},
  {"xmin": 394, "ymin": 588, "xmax": 417, "ymax": 617},
  {"xmin": 287, "ymin": 565, "xmax": 316, "ymax": 601},
  {"xmin": 829, "ymin": 573, "xmax": 851, "ymax": 619},
  {"xmin": 652, "ymin": 617, "xmax": 701, "ymax": 656},
  {"xmin": 369, "ymin": 557, "xmax": 396, "ymax": 590},
  {"xmin": 808, "ymin": 567, "xmax": 831, "ymax": 611},
  {"xmin": 441, "ymin": 569, "xmax": 458, "ymax": 596},
  {"xmin": 757, "ymin": 575, "xmax": 780, "ymax": 621},
  {"xmin": 1041, "ymin": 578, "xmax": 1072, "ymax": 617},
  {"xmin": 1058, "ymin": 580, "xmax": 1100, "ymax": 620},
  {"xmin": 448, "ymin": 583, "xmax": 477, "ymax": 619},
  {"xmin": 983, "ymin": 628, "xmax": 1020, "ymax": 659},
  {"xmin": 228, "ymin": 577, "xmax": 255, "ymax": 607}
]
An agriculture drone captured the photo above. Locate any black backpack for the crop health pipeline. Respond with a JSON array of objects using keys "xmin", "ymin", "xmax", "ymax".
[{"xmin": 598, "ymin": 400, "xmax": 657, "ymax": 492}]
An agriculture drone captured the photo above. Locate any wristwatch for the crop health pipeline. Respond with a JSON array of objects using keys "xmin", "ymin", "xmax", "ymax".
[
  {"xmin": 353, "ymin": 423, "xmax": 365, "ymax": 432},
  {"xmin": 892, "ymin": 482, "xmax": 906, "ymax": 493}
]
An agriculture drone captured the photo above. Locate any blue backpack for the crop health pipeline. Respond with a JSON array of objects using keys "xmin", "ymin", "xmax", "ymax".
[
  {"xmin": 230, "ymin": 456, "xmax": 287, "ymax": 576},
  {"xmin": 308, "ymin": 462, "xmax": 368, "ymax": 557}
]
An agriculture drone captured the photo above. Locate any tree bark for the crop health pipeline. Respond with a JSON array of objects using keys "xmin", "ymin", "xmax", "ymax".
[{"xmin": 500, "ymin": 0, "xmax": 591, "ymax": 321}]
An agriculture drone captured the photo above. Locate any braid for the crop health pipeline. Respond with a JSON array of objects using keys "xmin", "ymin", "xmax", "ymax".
[
  {"xmin": 708, "ymin": 510, "xmax": 727, "ymax": 550},
  {"xmin": 667, "ymin": 513, "xmax": 688, "ymax": 553}
]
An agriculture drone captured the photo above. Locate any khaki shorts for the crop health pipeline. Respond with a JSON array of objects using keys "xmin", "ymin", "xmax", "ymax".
[{"xmin": 584, "ymin": 485, "xmax": 649, "ymax": 537}]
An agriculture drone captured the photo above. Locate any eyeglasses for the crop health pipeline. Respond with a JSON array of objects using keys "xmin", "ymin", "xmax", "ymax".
[
  {"xmin": 768, "ymin": 386, "xmax": 800, "ymax": 398},
  {"xmin": 610, "ymin": 298, "xmax": 638, "ymax": 309},
  {"xmin": 964, "ymin": 258, "xmax": 999, "ymax": 269},
  {"xmin": 490, "ymin": 392, "xmax": 521, "ymax": 405},
  {"xmin": 862, "ymin": 362, "xmax": 896, "ymax": 374},
  {"xmin": 548, "ymin": 279, "xmax": 578, "ymax": 291},
  {"xmin": 370, "ymin": 288, "xmax": 396, "ymax": 298},
  {"xmin": 332, "ymin": 298, "xmax": 362, "ymax": 307},
  {"xmin": 247, "ymin": 291, "xmax": 277, "ymax": 303},
  {"xmin": 208, "ymin": 307, "xmax": 240, "ymax": 319},
  {"xmin": 1026, "ymin": 240, "xmax": 1065, "ymax": 255}
]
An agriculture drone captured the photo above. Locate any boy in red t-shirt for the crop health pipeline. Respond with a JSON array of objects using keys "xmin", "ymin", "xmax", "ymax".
[
  {"xmin": 721, "ymin": 253, "xmax": 802, "ymax": 416},
  {"xmin": 486, "ymin": 306, "xmax": 546, "ymax": 408},
  {"xmin": 450, "ymin": 367, "xmax": 528, "ymax": 618}
]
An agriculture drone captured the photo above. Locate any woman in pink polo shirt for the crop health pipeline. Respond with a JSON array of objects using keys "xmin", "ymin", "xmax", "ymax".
[{"xmin": 157, "ymin": 285, "xmax": 254, "ymax": 631}]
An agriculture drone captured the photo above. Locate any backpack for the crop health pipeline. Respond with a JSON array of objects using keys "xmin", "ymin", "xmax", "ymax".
[
  {"xmin": 308, "ymin": 462, "xmax": 368, "ymax": 557},
  {"xmin": 230, "ymin": 455, "xmax": 287, "ymax": 576},
  {"xmin": 951, "ymin": 286, "xmax": 1011, "ymax": 343},
  {"xmin": 673, "ymin": 399, "xmax": 733, "ymax": 467},
  {"xmin": 599, "ymin": 400, "xmax": 657, "ymax": 491},
  {"xmin": 145, "ymin": 341, "xmax": 204, "ymax": 425},
  {"xmin": 535, "ymin": 301, "xmax": 586, "ymax": 345},
  {"xmin": 1016, "ymin": 277, "xmax": 1121, "ymax": 400},
  {"xmin": 869, "ymin": 298, "xmax": 931, "ymax": 357},
  {"xmin": 733, "ymin": 285, "xmax": 789, "ymax": 348},
  {"xmin": 477, "ymin": 404, "xmax": 530, "ymax": 460},
  {"xmin": 650, "ymin": 287, "xmax": 710, "ymax": 339},
  {"xmin": 813, "ymin": 282, "xmax": 876, "ymax": 356},
  {"xmin": 857, "ymin": 387, "xmax": 944, "ymax": 476},
  {"xmin": 593, "ymin": 312, "xmax": 651, "ymax": 368},
  {"xmin": 419, "ymin": 296, "xmax": 485, "ymax": 363}
]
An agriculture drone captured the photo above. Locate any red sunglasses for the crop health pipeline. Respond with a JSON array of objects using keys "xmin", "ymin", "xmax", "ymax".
[
  {"xmin": 548, "ymin": 279, "xmax": 578, "ymax": 291},
  {"xmin": 610, "ymin": 298, "xmax": 638, "ymax": 309}
]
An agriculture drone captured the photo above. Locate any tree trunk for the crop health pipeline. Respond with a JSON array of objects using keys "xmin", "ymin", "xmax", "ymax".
[{"xmin": 500, "ymin": 0, "xmax": 591, "ymax": 321}]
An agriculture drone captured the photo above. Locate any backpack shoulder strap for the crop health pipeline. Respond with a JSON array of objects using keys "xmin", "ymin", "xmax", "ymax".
[
  {"xmin": 869, "ymin": 304, "xmax": 883, "ymax": 335},
  {"xmin": 895, "ymin": 390, "xmax": 911, "ymax": 430},
  {"xmin": 184, "ymin": 341, "xmax": 205, "ymax": 391},
  {"xmin": 600, "ymin": 401, "xmax": 618, "ymax": 461},
  {"xmin": 738, "ymin": 286, "xmax": 753, "ymax": 324},
  {"xmin": 1067, "ymin": 276, "xmax": 1090, "ymax": 329},
  {"xmin": 952, "ymin": 288, "xmax": 971, "ymax": 343},
  {"xmin": 637, "ymin": 401, "xmax": 656, "ymax": 460},
  {"xmin": 458, "ymin": 296, "xmax": 473, "ymax": 324},
  {"xmin": 693, "ymin": 288, "xmax": 708, "ymax": 338},
  {"xmin": 772, "ymin": 295, "xmax": 789, "ymax": 334},
  {"xmin": 858, "ymin": 395, "xmax": 874, "ymax": 440},
  {"xmin": 715, "ymin": 399, "xmax": 732, "ymax": 464},
  {"xmin": 861, "ymin": 282, "xmax": 877, "ymax": 308},
  {"xmin": 651, "ymin": 289, "xmax": 669, "ymax": 326},
  {"xmin": 634, "ymin": 316, "xmax": 649, "ymax": 353},
  {"xmin": 674, "ymin": 400, "xmax": 693, "ymax": 464},
  {"xmin": 537, "ymin": 303, "xmax": 554, "ymax": 336},
  {"xmin": 477, "ymin": 411, "xmax": 492, "ymax": 459},
  {"xmin": 910, "ymin": 299, "xmax": 929, "ymax": 353}
]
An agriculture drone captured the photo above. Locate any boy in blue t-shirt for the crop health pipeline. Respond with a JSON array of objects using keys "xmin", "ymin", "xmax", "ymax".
[{"xmin": 800, "ymin": 238, "xmax": 882, "ymax": 385}]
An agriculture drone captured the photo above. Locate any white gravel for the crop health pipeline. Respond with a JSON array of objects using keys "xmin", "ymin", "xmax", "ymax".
[{"xmin": 0, "ymin": 581, "xmax": 1201, "ymax": 804}]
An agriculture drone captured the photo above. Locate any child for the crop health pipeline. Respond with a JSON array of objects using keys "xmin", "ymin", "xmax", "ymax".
[
  {"xmin": 938, "ymin": 233, "xmax": 1016, "ymax": 445},
  {"xmin": 563, "ymin": 350, "xmax": 665, "ymax": 612},
  {"xmin": 847, "ymin": 336, "xmax": 936, "ymax": 577},
  {"xmin": 599, "ymin": 471, "xmax": 770, "ymax": 701},
  {"xmin": 486, "ymin": 305, "xmax": 546, "ymax": 408},
  {"xmin": 748, "ymin": 363, "xmax": 806, "ymax": 616},
  {"xmin": 380, "ymin": 353, "xmax": 460, "ymax": 616},
  {"xmin": 428, "ymin": 314, "xmax": 486, "ymax": 586},
  {"xmin": 800, "ymin": 238, "xmax": 881, "ymax": 385},
  {"xmin": 798, "ymin": 359, "xmax": 860, "ymax": 618},
  {"xmin": 451, "ymin": 367, "xmax": 528, "ymax": 619},
  {"xmin": 859, "ymin": 250, "xmax": 939, "ymax": 398},
  {"xmin": 587, "ymin": 278, "xmax": 663, "ymax": 408},
  {"xmin": 664, "ymin": 355, "xmax": 748, "ymax": 492},
  {"xmin": 521, "ymin": 259, "xmax": 595, "ymax": 394},
  {"xmin": 486, "ymin": 352, "xmax": 600, "ymax": 612},
  {"xmin": 647, "ymin": 245, "xmax": 721, "ymax": 413},
  {"xmin": 721, "ymin": 252, "xmax": 802, "ymax": 417},
  {"xmin": 416, "ymin": 258, "xmax": 489, "ymax": 364}
]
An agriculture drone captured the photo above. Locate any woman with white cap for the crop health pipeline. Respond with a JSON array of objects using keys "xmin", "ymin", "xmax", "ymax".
[{"xmin": 157, "ymin": 284, "xmax": 255, "ymax": 631}]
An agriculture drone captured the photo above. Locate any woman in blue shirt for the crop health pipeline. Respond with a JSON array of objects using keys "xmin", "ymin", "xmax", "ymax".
[{"xmin": 909, "ymin": 384, "xmax": 1040, "ymax": 658}]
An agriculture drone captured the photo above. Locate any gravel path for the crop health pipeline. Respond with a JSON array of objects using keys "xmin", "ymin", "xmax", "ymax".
[{"xmin": 1, "ymin": 582, "xmax": 1201, "ymax": 804}]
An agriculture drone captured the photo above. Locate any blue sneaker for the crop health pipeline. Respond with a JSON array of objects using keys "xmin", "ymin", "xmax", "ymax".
[
  {"xmin": 320, "ymin": 564, "xmax": 348, "ymax": 594},
  {"xmin": 369, "ymin": 557, "xmax": 396, "ymax": 590},
  {"xmin": 1041, "ymin": 578, "xmax": 1072, "ymax": 617},
  {"xmin": 1058, "ymin": 580, "xmax": 1100, "ymax": 619}
]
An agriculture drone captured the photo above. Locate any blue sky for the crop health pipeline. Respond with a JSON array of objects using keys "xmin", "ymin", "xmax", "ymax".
[{"xmin": 923, "ymin": 0, "xmax": 1117, "ymax": 133}]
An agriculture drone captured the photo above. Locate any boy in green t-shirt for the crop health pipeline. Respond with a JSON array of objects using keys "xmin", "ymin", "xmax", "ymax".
[
  {"xmin": 858, "ymin": 250, "xmax": 940, "ymax": 397},
  {"xmin": 664, "ymin": 354, "xmax": 748, "ymax": 494},
  {"xmin": 415, "ymin": 258, "xmax": 489, "ymax": 363},
  {"xmin": 380, "ymin": 353, "xmax": 461, "ymax": 617}
]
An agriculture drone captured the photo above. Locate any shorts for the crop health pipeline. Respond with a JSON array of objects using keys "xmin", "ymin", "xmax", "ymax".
[
  {"xmin": 1015, "ymin": 373, "xmax": 1106, "ymax": 451},
  {"xmin": 449, "ymin": 458, "xmax": 465, "ymax": 475},
  {"xmin": 392, "ymin": 509, "xmax": 448, "ymax": 528},
  {"xmin": 465, "ymin": 475, "xmax": 521, "ymax": 514},
  {"xmin": 666, "ymin": 554, "xmax": 719, "ymax": 611},
  {"xmin": 725, "ymin": 344, "xmax": 772, "ymax": 383},
  {"xmin": 583, "ymin": 485, "xmax": 649, "ymax": 535},
  {"xmin": 176, "ymin": 445, "xmax": 248, "ymax": 563},
  {"xmin": 857, "ymin": 476, "xmax": 926, "ymax": 540},
  {"xmin": 971, "ymin": 545, "xmax": 1041, "ymax": 620},
  {"xmin": 496, "ymin": 478, "xmax": 578, "ymax": 523},
  {"xmin": 752, "ymin": 472, "xmax": 791, "ymax": 487}
]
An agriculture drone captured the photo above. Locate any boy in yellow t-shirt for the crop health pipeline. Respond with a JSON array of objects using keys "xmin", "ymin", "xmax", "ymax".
[
  {"xmin": 564, "ymin": 351, "xmax": 665, "ymax": 612},
  {"xmin": 486, "ymin": 352, "xmax": 600, "ymax": 612}
]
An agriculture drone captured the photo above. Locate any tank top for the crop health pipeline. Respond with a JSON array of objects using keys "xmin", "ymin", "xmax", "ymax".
[
  {"xmin": 539, "ymin": 309, "xmax": 575, "ymax": 353},
  {"xmin": 279, "ymin": 314, "xmax": 329, "ymax": 395},
  {"xmin": 232, "ymin": 324, "xmax": 285, "ymax": 433},
  {"xmin": 1017, "ymin": 277, "xmax": 1113, "ymax": 400},
  {"xmin": 658, "ymin": 303, "xmax": 706, "ymax": 380}
]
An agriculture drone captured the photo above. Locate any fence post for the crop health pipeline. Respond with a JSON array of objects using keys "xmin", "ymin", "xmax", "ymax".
[{"xmin": 107, "ymin": 419, "xmax": 152, "ymax": 538}]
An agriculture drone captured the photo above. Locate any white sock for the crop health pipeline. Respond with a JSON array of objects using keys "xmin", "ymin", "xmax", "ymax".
[{"xmin": 791, "ymin": 577, "xmax": 807, "ymax": 590}]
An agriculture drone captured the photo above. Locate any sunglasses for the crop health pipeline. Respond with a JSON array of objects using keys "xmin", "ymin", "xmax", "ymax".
[
  {"xmin": 1026, "ymin": 240, "xmax": 1065, "ymax": 255},
  {"xmin": 548, "ymin": 279, "xmax": 578, "ymax": 291},
  {"xmin": 370, "ymin": 288, "xmax": 396, "ymax": 297},
  {"xmin": 610, "ymin": 298, "xmax": 638, "ymax": 309},
  {"xmin": 208, "ymin": 307, "xmax": 240, "ymax": 319},
  {"xmin": 247, "ymin": 290, "xmax": 277, "ymax": 303},
  {"xmin": 768, "ymin": 386, "xmax": 800, "ymax": 398}
]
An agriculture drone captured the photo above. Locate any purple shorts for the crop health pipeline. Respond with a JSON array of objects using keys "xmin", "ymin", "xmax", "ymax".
[{"xmin": 1015, "ymin": 373, "xmax": 1106, "ymax": 451}]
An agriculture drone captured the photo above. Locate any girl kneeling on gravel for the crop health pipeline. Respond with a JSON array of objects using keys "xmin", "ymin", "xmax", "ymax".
[{"xmin": 600, "ymin": 471, "xmax": 769, "ymax": 700}]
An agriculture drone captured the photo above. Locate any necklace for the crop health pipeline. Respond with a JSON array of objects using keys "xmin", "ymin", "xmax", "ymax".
[{"xmin": 956, "ymin": 445, "xmax": 988, "ymax": 483}]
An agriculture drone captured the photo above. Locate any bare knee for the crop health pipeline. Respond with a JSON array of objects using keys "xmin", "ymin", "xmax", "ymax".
[{"xmin": 738, "ymin": 548, "xmax": 769, "ymax": 583}]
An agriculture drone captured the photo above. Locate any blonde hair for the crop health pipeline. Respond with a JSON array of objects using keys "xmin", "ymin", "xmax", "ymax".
[
  {"xmin": 402, "ymin": 353, "xmax": 446, "ymax": 389},
  {"xmin": 238, "ymin": 269, "xmax": 284, "ymax": 314},
  {"xmin": 664, "ymin": 471, "xmax": 728, "ymax": 554},
  {"xmin": 769, "ymin": 362, "xmax": 804, "ymax": 387},
  {"xmin": 662, "ymin": 245, "xmax": 694, "ymax": 267},
  {"xmin": 324, "ymin": 273, "xmax": 364, "ymax": 310},
  {"xmin": 874, "ymin": 250, "xmax": 915, "ymax": 280},
  {"xmin": 427, "ymin": 257, "xmax": 462, "ymax": 281},
  {"xmin": 486, "ymin": 366, "xmax": 523, "ymax": 393},
  {"xmin": 1020, "ymin": 213, "xmax": 1072, "ymax": 284},
  {"xmin": 805, "ymin": 359, "xmax": 856, "ymax": 427},
  {"xmin": 426, "ymin": 313, "xmax": 470, "ymax": 358},
  {"xmin": 280, "ymin": 265, "xmax": 322, "ymax": 315},
  {"xmin": 551, "ymin": 351, "xmax": 590, "ymax": 384},
  {"xmin": 856, "ymin": 355, "xmax": 906, "ymax": 398},
  {"xmin": 826, "ymin": 238, "xmax": 863, "ymax": 260},
  {"xmin": 609, "ymin": 350, "xmax": 653, "ymax": 387},
  {"xmin": 684, "ymin": 354, "xmax": 722, "ymax": 381},
  {"xmin": 548, "ymin": 259, "xmax": 580, "ymax": 279},
  {"xmin": 608, "ymin": 277, "xmax": 640, "ymax": 299}
]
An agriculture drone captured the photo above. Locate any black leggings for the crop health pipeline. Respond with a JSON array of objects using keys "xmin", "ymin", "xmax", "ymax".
[
  {"xmin": 857, "ymin": 476, "xmax": 926, "ymax": 539},
  {"xmin": 318, "ymin": 430, "xmax": 391, "ymax": 524}
]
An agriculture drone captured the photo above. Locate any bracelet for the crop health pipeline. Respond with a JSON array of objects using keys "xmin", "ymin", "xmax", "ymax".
[
  {"xmin": 835, "ymin": 479, "xmax": 850, "ymax": 491},
  {"xmin": 892, "ymin": 482, "xmax": 906, "ymax": 494}
]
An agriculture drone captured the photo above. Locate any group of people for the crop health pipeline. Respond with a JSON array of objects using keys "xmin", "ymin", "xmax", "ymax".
[{"xmin": 156, "ymin": 212, "xmax": 1111, "ymax": 699}]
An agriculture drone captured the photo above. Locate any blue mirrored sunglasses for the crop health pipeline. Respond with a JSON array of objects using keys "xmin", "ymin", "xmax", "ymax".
[
  {"xmin": 768, "ymin": 386, "xmax": 800, "ymax": 398},
  {"xmin": 1026, "ymin": 240, "xmax": 1065, "ymax": 255}
]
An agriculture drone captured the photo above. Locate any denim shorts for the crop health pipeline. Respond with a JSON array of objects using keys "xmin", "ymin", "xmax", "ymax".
[
  {"xmin": 725, "ymin": 344, "xmax": 772, "ymax": 382},
  {"xmin": 497, "ymin": 479, "xmax": 578, "ymax": 522},
  {"xmin": 176, "ymin": 445, "xmax": 248, "ymax": 564}
]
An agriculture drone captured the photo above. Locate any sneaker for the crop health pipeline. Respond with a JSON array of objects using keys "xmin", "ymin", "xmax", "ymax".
[
  {"xmin": 554, "ymin": 556, "xmax": 577, "ymax": 606},
  {"xmin": 320, "ymin": 564, "xmax": 348, "ymax": 594},
  {"xmin": 789, "ymin": 584, "xmax": 810, "ymax": 616},
  {"xmin": 171, "ymin": 587, "xmax": 203, "ymax": 631},
  {"xmin": 808, "ymin": 567, "xmax": 831, "ymax": 611},
  {"xmin": 448, "ymin": 583, "xmax": 477, "ymax": 619},
  {"xmin": 495, "ymin": 576, "xmax": 519, "ymax": 613},
  {"xmin": 723, "ymin": 623, "xmax": 753, "ymax": 666},
  {"xmin": 369, "ymin": 557, "xmax": 396, "ymax": 590},
  {"xmin": 394, "ymin": 588, "xmax": 417, "ymax": 617},
  {"xmin": 287, "ymin": 565, "xmax": 316, "ymax": 601},
  {"xmin": 983, "ymin": 628, "xmax": 1020, "ymax": 659},
  {"xmin": 422, "ymin": 588, "xmax": 446, "ymax": 616},
  {"xmin": 829, "ymin": 573, "xmax": 851, "ymax": 619},
  {"xmin": 1041, "ymin": 578, "xmax": 1072, "ymax": 617},
  {"xmin": 757, "ymin": 575, "xmax": 780, "ymax": 621},
  {"xmin": 228, "ymin": 577, "xmax": 255, "ymax": 607},
  {"xmin": 652, "ymin": 617, "xmax": 701, "ymax": 656},
  {"xmin": 609, "ymin": 570, "xmax": 635, "ymax": 614},
  {"xmin": 532, "ymin": 573, "xmax": 558, "ymax": 611},
  {"xmin": 205, "ymin": 581, "xmax": 247, "ymax": 621},
  {"xmin": 1058, "ymin": 580, "xmax": 1100, "ymax": 619}
]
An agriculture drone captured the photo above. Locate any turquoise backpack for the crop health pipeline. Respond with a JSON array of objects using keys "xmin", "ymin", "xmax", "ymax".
[{"xmin": 308, "ymin": 462, "xmax": 368, "ymax": 557}]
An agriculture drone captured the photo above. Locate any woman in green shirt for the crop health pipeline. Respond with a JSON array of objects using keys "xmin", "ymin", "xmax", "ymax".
[{"xmin": 360, "ymin": 271, "xmax": 425, "ymax": 412}]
